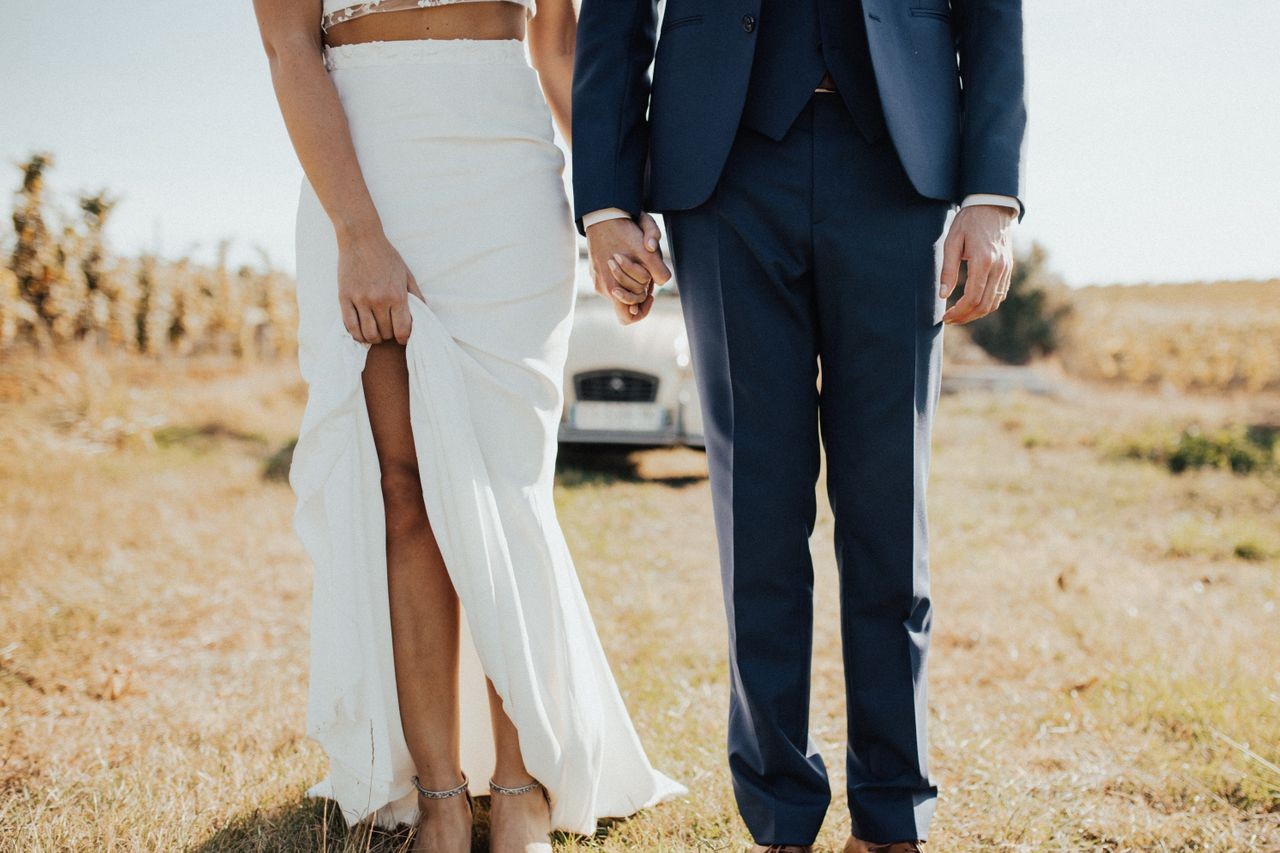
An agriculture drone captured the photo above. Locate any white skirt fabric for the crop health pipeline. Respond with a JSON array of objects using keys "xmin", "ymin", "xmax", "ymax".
[{"xmin": 291, "ymin": 38, "xmax": 684, "ymax": 833}]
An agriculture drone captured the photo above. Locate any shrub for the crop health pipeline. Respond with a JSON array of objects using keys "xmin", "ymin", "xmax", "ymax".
[
  {"xmin": 951, "ymin": 241, "xmax": 1071, "ymax": 365},
  {"xmin": 1115, "ymin": 424, "xmax": 1279, "ymax": 476}
]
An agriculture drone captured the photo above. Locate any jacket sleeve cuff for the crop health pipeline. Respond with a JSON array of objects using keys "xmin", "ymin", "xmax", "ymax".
[
  {"xmin": 960, "ymin": 193, "xmax": 1023, "ymax": 219},
  {"xmin": 581, "ymin": 208, "xmax": 633, "ymax": 230}
]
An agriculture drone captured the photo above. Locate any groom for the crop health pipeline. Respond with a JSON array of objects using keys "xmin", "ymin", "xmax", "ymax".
[{"xmin": 572, "ymin": 1, "xmax": 1025, "ymax": 850}]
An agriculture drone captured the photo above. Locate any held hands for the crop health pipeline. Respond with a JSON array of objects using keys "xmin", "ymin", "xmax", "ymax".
[
  {"xmin": 585, "ymin": 214, "xmax": 673, "ymax": 325},
  {"xmin": 939, "ymin": 204, "xmax": 1017, "ymax": 325},
  {"xmin": 337, "ymin": 229, "xmax": 425, "ymax": 345}
]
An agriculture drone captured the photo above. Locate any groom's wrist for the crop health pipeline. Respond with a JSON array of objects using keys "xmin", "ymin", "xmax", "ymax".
[
  {"xmin": 960, "ymin": 193, "xmax": 1020, "ymax": 214},
  {"xmin": 582, "ymin": 207, "xmax": 632, "ymax": 230},
  {"xmin": 960, "ymin": 193, "xmax": 1023, "ymax": 221}
]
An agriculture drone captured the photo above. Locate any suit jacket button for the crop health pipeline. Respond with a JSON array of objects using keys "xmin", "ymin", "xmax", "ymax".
[{"xmin": 741, "ymin": 14, "xmax": 756, "ymax": 32}]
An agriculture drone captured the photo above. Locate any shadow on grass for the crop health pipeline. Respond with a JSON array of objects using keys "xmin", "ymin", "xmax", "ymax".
[
  {"xmin": 556, "ymin": 445, "xmax": 707, "ymax": 489},
  {"xmin": 191, "ymin": 795, "xmax": 635, "ymax": 852},
  {"xmin": 191, "ymin": 797, "xmax": 402, "ymax": 853},
  {"xmin": 263, "ymin": 440, "xmax": 708, "ymax": 489}
]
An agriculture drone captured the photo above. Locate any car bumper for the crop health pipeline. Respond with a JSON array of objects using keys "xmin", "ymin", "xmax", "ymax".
[
  {"xmin": 557, "ymin": 424, "xmax": 705, "ymax": 448},
  {"xmin": 558, "ymin": 400, "xmax": 704, "ymax": 448}
]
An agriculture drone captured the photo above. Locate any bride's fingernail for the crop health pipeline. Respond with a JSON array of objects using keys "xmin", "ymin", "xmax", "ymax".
[{"xmin": 647, "ymin": 239, "xmax": 657, "ymax": 251}]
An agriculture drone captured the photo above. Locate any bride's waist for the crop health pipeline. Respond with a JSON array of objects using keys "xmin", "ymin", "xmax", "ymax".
[{"xmin": 323, "ymin": 2, "xmax": 527, "ymax": 46}]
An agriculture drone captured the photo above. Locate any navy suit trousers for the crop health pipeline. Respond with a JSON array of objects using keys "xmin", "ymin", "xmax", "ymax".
[{"xmin": 666, "ymin": 95, "xmax": 948, "ymax": 845}]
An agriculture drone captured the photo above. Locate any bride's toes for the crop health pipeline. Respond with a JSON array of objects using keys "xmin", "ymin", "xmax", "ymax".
[{"xmin": 488, "ymin": 779, "xmax": 551, "ymax": 853}]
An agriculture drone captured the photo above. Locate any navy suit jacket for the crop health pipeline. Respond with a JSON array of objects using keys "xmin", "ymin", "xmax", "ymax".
[{"xmin": 571, "ymin": 0, "xmax": 1026, "ymax": 225}]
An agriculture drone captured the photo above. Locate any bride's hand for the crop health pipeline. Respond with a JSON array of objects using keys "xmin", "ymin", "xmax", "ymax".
[{"xmin": 336, "ymin": 230, "xmax": 424, "ymax": 345}]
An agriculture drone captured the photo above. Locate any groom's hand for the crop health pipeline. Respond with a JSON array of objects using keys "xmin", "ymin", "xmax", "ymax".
[
  {"xmin": 586, "ymin": 214, "xmax": 672, "ymax": 325},
  {"xmin": 940, "ymin": 204, "xmax": 1017, "ymax": 325}
]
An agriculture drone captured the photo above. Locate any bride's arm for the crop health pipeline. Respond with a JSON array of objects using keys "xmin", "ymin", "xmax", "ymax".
[
  {"xmin": 528, "ymin": 0, "xmax": 576, "ymax": 144},
  {"xmin": 253, "ymin": 0, "xmax": 420, "ymax": 345}
]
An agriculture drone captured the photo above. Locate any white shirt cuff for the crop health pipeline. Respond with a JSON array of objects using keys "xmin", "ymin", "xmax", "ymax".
[
  {"xmin": 960, "ymin": 194, "xmax": 1021, "ymax": 214},
  {"xmin": 582, "ymin": 207, "xmax": 632, "ymax": 229}
]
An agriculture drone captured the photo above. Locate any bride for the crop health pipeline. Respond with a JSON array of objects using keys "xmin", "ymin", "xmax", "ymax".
[{"xmin": 251, "ymin": 1, "xmax": 684, "ymax": 851}]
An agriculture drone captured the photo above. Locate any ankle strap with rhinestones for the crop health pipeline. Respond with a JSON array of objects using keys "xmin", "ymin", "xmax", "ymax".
[
  {"xmin": 412, "ymin": 773, "xmax": 469, "ymax": 799},
  {"xmin": 488, "ymin": 777, "xmax": 543, "ymax": 797}
]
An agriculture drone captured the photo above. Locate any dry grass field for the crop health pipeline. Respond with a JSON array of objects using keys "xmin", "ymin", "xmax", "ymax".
[
  {"xmin": 1058, "ymin": 280, "xmax": 1280, "ymax": 393},
  {"xmin": 2, "ymin": 338, "xmax": 1277, "ymax": 853}
]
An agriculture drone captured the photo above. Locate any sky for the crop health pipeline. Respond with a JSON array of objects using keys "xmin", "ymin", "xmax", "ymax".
[{"xmin": 3, "ymin": 1, "xmax": 1278, "ymax": 287}]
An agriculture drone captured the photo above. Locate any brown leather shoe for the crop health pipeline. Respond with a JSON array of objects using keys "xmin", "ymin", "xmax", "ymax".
[
  {"xmin": 751, "ymin": 846, "xmax": 813, "ymax": 853},
  {"xmin": 844, "ymin": 837, "xmax": 924, "ymax": 853}
]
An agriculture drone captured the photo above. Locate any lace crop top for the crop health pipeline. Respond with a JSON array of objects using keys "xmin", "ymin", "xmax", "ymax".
[{"xmin": 322, "ymin": 0, "xmax": 536, "ymax": 31}]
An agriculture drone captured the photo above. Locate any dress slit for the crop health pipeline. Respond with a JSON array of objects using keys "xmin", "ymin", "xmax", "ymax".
[{"xmin": 294, "ymin": 298, "xmax": 683, "ymax": 831}]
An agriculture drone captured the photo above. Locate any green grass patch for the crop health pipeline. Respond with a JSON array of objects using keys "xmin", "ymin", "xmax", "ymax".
[
  {"xmin": 264, "ymin": 438, "xmax": 297, "ymax": 483},
  {"xmin": 1110, "ymin": 423, "xmax": 1280, "ymax": 475},
  {"xmin": 1166, "ymin": 517, "xmax": 1280, "ymax": 563},
  {"xmin": 153, "ymin": 422, "xmax": 269, "ymax": 453}
]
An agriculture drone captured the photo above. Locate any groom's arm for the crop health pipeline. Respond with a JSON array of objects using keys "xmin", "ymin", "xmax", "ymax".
[
  {"xmin": 571, "ymin": 0, "xmax": 660, "ymax": 231},
  {"xmin": 940, "ymin": 0, "xmax": 1026, "ymax": 324},
  {"xmin": 953, "ymin": 0, "xmax": 1027, "ymax": 212},
  {"xmin": 573, "ymin": 0, "xmax": 671, "ymax": 326}
]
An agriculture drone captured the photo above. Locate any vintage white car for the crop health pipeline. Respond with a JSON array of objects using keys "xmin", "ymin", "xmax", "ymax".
[{"xmin": 559, "ymin": 255, "xmax": 705, "ymax": 448}]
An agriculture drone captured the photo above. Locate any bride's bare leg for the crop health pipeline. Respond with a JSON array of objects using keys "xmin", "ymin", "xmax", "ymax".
[
  {"xmin": 487, "ymin": 679, "xmax": 552, "ymax": 853},
  {"xmin": 364, "ymin": 342, "xmax": 472, "ymax": 853}
]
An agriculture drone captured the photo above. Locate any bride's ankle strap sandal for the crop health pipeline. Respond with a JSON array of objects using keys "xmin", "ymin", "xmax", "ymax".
[
  {"xmin": 412, "ymin": 773, "xmax": 471, "ymax": 804},
  {"xmin": 489, "ymin": 777, "xmax": 548, "ymax": 801}
]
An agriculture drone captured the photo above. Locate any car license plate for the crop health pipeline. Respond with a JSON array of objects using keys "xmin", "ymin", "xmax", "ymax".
[{"xmin": 571, "ymin": 401, "xmax": 667, "ymax": 432}]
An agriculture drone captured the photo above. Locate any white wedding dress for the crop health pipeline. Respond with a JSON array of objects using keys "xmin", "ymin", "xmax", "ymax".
[{"xmin": 289, "ymin": 34, "xmax": 684, "ymax": 833}]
